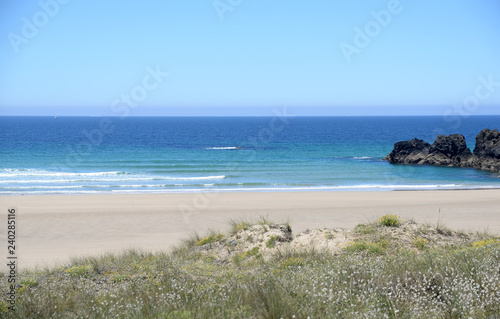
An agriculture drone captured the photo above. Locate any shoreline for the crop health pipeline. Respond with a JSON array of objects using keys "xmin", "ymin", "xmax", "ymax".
[
  {"xmin": 2, "ymin": 183, "xmax": 500, "ymax": 197},
  {"xmin": 1, "ymin": 189, "xmax": 500, "ymax": 270}
]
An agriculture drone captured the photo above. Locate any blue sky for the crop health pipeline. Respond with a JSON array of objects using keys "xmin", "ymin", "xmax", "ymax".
[{"xmin": 1, "ymin": 0, "xmax": 500, "ymax": 116}]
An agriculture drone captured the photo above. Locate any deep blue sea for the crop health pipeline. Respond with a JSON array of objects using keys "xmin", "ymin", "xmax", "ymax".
[{"xmin": 1, "ymin": 116, "xmax": 500, "ymax": 195}]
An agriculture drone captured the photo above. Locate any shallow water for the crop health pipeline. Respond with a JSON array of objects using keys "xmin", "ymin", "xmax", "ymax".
[{"xmin": 1, "ymin": 116, "xmax": 499, "ymax": 194}]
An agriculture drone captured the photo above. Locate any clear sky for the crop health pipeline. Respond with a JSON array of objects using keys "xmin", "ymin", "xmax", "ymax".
[{"xmin": 1, "ymin": 0, "xmax": 500, "ymax": 116}]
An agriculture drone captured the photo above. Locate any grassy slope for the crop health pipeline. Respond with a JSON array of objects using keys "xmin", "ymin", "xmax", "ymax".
[{"xmin": 1, "ymin": 215, "xmax": 499, "ymax": 318}]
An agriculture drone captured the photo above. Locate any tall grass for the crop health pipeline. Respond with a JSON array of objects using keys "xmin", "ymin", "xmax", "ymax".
[{"xmin": 1, "ymin": 219, "xmax": 499, "ymax": 318}]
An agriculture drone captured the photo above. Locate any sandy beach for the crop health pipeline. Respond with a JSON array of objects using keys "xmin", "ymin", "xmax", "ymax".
[{"xmin": 1, "ymin": 189, "xmax": 499, "ymax": 270}]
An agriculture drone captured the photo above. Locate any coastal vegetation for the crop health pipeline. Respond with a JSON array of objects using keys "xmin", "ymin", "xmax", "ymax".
[{"xmin": 1, "ymin": 215, "xmax": 499, "ymax": 318}]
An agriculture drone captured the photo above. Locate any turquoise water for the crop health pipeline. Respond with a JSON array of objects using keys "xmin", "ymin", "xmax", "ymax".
[{"xmin": 1, "ymin": 116, "xmax": 499, "ymax": 194}]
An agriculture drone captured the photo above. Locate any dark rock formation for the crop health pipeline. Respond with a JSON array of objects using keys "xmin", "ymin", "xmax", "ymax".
[
  {"xmin": 426, "ymin": 134, "xmax": 473, "ymax": 167},
  {"xmin": 472, "ymin": 129, "xmax": 500, "ymax": 172},
  {"xmin": 383, "ymin": 138, "xmax": 431, "ymax": 165},
  {"xmin": 383, "ymin": 134, "xmax": 472, "ymax": 167},
  {"xmin": 384, "ymin": 129, "xmax": 500, "ymax": 174}
]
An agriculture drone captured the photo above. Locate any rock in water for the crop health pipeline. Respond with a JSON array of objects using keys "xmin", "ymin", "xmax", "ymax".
[
  {"xmin": 426, "ymin": 134, "xmax": 472, "ymax": 167},
  {"xmin": 384, "ymin": 129, "xmax": 500, "ymax": 175},
  {"xmin": 472, "ymin": 129, "xmax": 500, "ymax": 172},
  {"xmin": 383, "ymin": 138, "xmax": 430, "ymax": 164},
  {"xmin": 382, "ymin": 134, "xmax": 472, "ymax": 166}
]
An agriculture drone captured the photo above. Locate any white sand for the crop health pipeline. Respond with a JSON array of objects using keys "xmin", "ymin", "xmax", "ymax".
[{"xmin": 1, "ymin": 190, "xmax": 499, "ymax": 269}]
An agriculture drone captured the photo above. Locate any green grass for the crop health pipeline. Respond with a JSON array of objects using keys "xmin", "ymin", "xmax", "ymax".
[
  {"xmin": 229, "ymin": 219, "xmax": 251, "ymax": 235},
  {"xmin": 196, "ymin": 233, "xmax": 224, "ymax": 246},
  {"xmin": 266, "ymin": 235, "xmax": 278, "ymax": 248},
  {"xmin": 324, "ymin": 232, "xmax": 335, "ymax": 240},
  {"xmin": 413, "ymin": 237, "xmax": 428, "ymax": 250},
  {"xmin": 257, "ymin": 215, "xmax": 274, "ymax": 226},
  {"xmin": 233, "ymin": 247, "xmax": 261, "ymax": 264},
  {"xmin": 355, "ymin": 223, "xmax": 377, "ymax": 234},
  {"xmin": 378, "ymin": 214, "xmax": 402, "ymax": 227},
  {"xmin": 64, "ymin": 264, "xmax": 94, "ymax": 278},
  {"xmin": 279, "ymin": 257, "xmax": 305, "ymax": 269},
  {"xmin": 344, "ymin": 240, "xmax": 388, "ymax": 255},
  {"xmin": 1, "ymin": 217, "xmax": 499, "ymax": 318}
]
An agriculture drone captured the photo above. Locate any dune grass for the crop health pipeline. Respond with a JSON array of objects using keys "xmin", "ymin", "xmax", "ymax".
[{"xmin": 1, "ymin": 216, "xmax": 499, "ymax": 318}]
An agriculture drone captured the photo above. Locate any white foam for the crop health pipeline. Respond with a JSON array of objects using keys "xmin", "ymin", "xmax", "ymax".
[
  {"xmin": 0, "ymin": 178, "xmax": 159, "ymax": 184},
  {"xmin": 162, "ymin": 175, "xmax": 225, "ymax": 180},
  {"xmin": 0, "ymin": 169, "xmax": 125, "ymax": 178},
  {"xmin": 205, "ymin": 147, "xmax": 240, "ymax": 150},
  {"xmin": 3, "ymin": 185, "xmax": 85, "ymax": 189},
  {"xmin": 0, "ymin": 169, "xmax": 225, "ymax": 182}
]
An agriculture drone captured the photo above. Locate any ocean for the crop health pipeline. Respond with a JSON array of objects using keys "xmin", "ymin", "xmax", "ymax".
[{"xmin": 1, "ymin": 115, "xmax": 499, "ymax": 195}]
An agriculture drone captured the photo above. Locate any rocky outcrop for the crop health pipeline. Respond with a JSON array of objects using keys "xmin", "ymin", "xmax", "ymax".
[
  {"xmin": 425, "ymin": 134, "xmax": 473, "ymax": 167},
  {"xmin": 383, "ymin": 134, "xmax": 473, "ymax": 167},
  {"xmin": 383, "ymin": 138, "xmax": 431, "ymax": 165},
  {"xmin": 471, "ymin": 129, "xmax": 500, "ymax": 172},
  {"xmin": 384, "ymin": 129, "xmax": 500, "ymax": 174}
]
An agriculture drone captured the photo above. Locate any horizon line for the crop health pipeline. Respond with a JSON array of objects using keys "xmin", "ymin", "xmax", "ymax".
[{"xmin": 2, "ymin": 114, "xmax": 500, "ymax": 118}]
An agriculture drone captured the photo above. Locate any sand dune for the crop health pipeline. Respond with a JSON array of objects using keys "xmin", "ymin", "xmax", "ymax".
[{"xmin": 1, "ymin": 190, "xmax": 499, "ymax": 269}]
